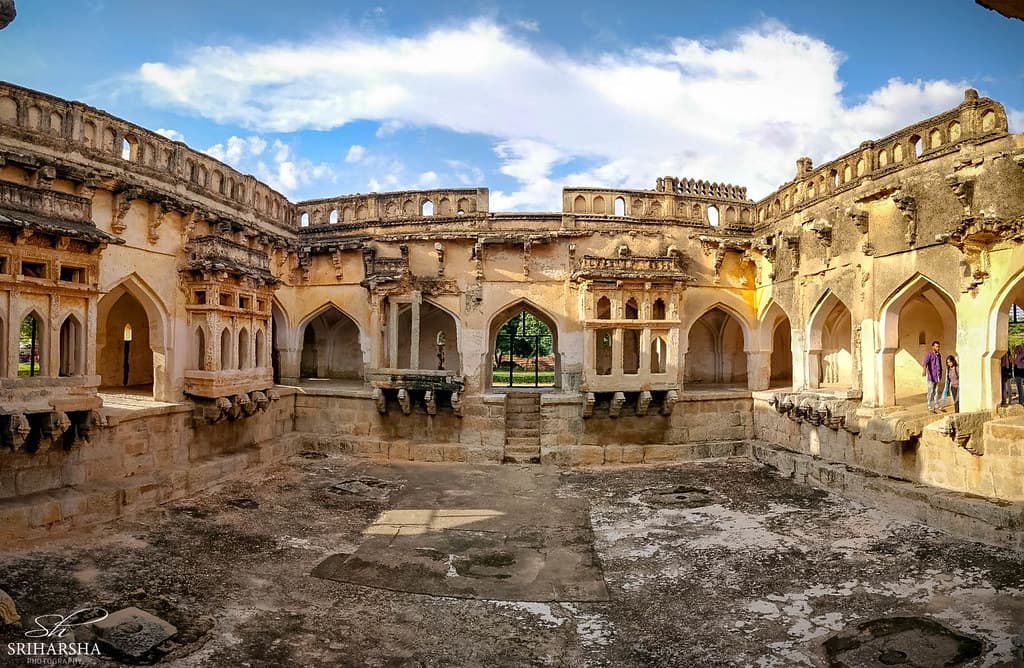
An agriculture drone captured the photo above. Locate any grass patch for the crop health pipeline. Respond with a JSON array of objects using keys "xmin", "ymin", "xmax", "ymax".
[
  {"xmin": 491, "ymin": 370, "xmax": 555, "ymax": 386},
  {"xmin": 17, "ymin": 361, "xmax": 41, "ymax": 377}
]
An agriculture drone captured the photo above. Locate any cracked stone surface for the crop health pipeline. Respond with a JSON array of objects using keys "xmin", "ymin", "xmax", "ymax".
[{"xmin": 1, "ymin": 454, "xmax": 1022, "ymax": 667}]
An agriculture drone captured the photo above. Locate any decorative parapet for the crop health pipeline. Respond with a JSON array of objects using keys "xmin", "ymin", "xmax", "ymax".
[
  {"xmin": 0, "ymin": 179, "xmax": 90, "ymax": 222},
  {"xmin": 572, "ymin": 253, "xmax": 690, "ymax": 281},
  {"xmin": 295, "ymin": 188, "xmax": 488, "ymax": 229},
  {"xmin": 565, "ymin": 180, "xmax": 755, "ymax": 229},
  {"xmin": 184, "ymin": 234, "xmax": 276, "ymax": 283},
  {"xmin": 753, "ymin": 89, "xmax": 1010, "ymax": 227},
  {"xmin": 0, "ymin": 81, "xmax": 293, "ymax": 231},
  {"xmin": 366, "ymin": 370, "xmax": 465, "ymax": 393}
]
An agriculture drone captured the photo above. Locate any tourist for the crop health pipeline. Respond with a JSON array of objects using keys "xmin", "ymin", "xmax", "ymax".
[
  {"xmin": 1015, "ymin": 345, "xmax": 1024, "ymax": 406},
  {"xmin": 943, "ymin": 355, "xmax": 960, "ymax": 413},
  {"xmin": 922, "ymin": 340, "xmax": 943, "ymax": 412},
  {"xmin": 1002, "ymin": 350, "xmax": 1014, "ymax": 405}
]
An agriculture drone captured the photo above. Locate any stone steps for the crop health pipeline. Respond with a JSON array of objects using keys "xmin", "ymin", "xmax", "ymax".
[{"xmin": 504, "ymin": 393, "xmax": 541, "ymax": 463}]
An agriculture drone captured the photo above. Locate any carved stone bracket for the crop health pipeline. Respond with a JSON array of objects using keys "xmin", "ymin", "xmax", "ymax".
[
  {"xmin": 331, "ymin": 248, "xmax": 344, "ymax": 280},
  {"xmin": 148, "ymin": 200, "xmax": 173, "ymax": 243},
  {"xmin": 397, "ymin": 388, "xmax": 411, "ymax": 415},
  {"xmin": 936, "ymin": 215, "xmax": 1024, "ymax": 292},
  {"xmin": 661, "ymin": 390, "xmax": 678, "ymax": 416},
  {"xmin": 636, "ymin": 390, "xmax": 652, "ymax": 416},
  {"xmin": 451, "ymin": 391, "xmax": 462, "ymax": 417},
  {"xmin": 434, "ymin": 242, "xmax": 445, "ymax": 276},
  {"xmin": 424, "ymin": 390, "xmax": 437, "ymax": 416},
  {"xmin": 808, "ymin": 218, "xmax": 832, "ymax": 247},
  {"xmin": 372, "ymin": 387, "xmax": 386, "ymax": 415},
  {"xmin": 782, "ymin": 233, "xmax": 800, "ymax": 276},
  {"xmin": 846, "ymin": 206, "xmax": 869, "ymax": 234},
  {"xmin": 944, "ymin": 174, "xmax": 975, "ymax": 214},
  {"xmin": 892, "ymin": 192, "xmax": 918, "ymax": 246},
  {"xmin": 112, "ymin": 187, "xmax": 141, "ymax": 234},
  {"xmin": 522, "ymin": 239, "xmax": 532, "ymax": 276},
  {"xmin": 583, "ymin": 392, "xmax": 595, "ymax": 418},
  {"xmin": 609, "ymin": 391, "xmax": 625, "ymax": 418},
  {"xmin": 694, "ymin": 235, "xmax": 751, "ymax": 284}
]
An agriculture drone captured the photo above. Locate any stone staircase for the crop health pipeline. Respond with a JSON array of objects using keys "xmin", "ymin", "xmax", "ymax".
[{"xmin": 504, "ymin": 392, "xmax": 541, "ymax": 463}]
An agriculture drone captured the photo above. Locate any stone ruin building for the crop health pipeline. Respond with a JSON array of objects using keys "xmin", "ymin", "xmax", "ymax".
[{"xmin": 0, "ymin": 80, "xmax": 1022, "ymax": 548}]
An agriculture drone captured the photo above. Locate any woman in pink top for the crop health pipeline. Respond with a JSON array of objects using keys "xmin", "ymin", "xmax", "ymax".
[{"xmin": 1015, "ymin": 345, "xmax": 1024, "ymax": 406}]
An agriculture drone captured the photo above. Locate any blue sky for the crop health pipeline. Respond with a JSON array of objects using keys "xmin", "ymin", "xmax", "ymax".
[{"xmin": 1, "ymin": 1, "xmax": 1021, "ymax": 209}]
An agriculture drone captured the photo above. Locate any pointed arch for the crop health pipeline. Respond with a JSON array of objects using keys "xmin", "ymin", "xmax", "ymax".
[
  {"xmin": 877, "ymin": 273, "xmax": 956, "ymax": 405},
  {"xmin": 681, "ymin": 299, "xmax": 754, "ymax": 352},
  {"xmin": 58, "ymin": 313, "xmax": 84, "ymax": 377},
  {"xmin": 807, "ymin": 290, "xmax": 853, "ymax": 389},
  {"xmin": 298, "ymin": 303, "xmax": 363, "ymax": 379},
  {"xmin": 486, "ymin": 298, "xmax": 562, "ymax": 389},
  {"xmin": 238, "ymin": 327, "xmax": 250, "ymax": 369},
  {"xmin": 220, "ymin": 328, "xmax": 233, "ymax": 371},
  {"xmin": 683, "ymin": 306, "xmax": 748, "ymax": 385},
  {"xmin": 97, "ymin": 274, "xmax": 170, "ymax": 396},
  {"xmin": 255, "ymin": 328, "xmax": 267, "ymax": 368},
  {"xmin": 984, "ymin": 264, "xmax": 1024, "ymax": 409},
  {"xmin": 18, "ymin": 310, "xmax": 46, "ymax": 377},
  {"xmin": 194, "ymin": 325, "xmax": 208, "ymax": 371},
  {"xmin": 758, "ymin": 300, "xmax": 793, "ymax": 387}
]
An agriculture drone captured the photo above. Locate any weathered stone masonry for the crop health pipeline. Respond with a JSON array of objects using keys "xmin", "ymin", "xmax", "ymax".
[{"xmin": 0, "ymin": 80, "xmax": 1022, "ymax": 543}]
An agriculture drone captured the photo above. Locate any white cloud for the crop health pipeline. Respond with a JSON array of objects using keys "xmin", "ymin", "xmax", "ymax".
[
  {"xmin": 205, "ymin": 135, "xmax": 267, "ymax": 164},
  {"xmin": 345, "ymin": 144, "xmax": 366, "ymax": 162},
  {"xmin": 417, "ymin": 170, "xmax": 440, "ymax": 187},
  {"xmin": 1008, "ymin": 108, "xmax": 1024, "ymax": 133},
  {"xmin": 514, "ymin": 19, "xmax": 540, "ymax": 32},
  {"xmin": 135, "ymin": 19, "xmax": 974, "ymax": 208},
  {"xmin": 154, "ymin": 128, "xmax": 185, "ymax": 142}
]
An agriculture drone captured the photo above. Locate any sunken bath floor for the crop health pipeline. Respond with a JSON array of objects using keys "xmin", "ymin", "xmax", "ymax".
[{"xmin": 1, "ymin": 454, "xmax": 1023, "ymax": 667}]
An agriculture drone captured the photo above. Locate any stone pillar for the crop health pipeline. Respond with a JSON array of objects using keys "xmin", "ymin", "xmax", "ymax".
[
  {"xmin": 409, "ymin": 296, "xmax": 421, "ymax": 370},
  {"xmin": 611, "ymin": 328, "xmax": 623, "ymax": 375},
  {"xmin": 388, "ymin": 300, "xmax": 399, "ymax": 368},
  {"xmin": 789, "ymin": 328, "xmax": 806, "ymax": 391},
  {"xmin": 641, "ymin": 327, "xmax": 651, "ymax": 373},
  {"xmin": 278, "ymin": 346, "xmax": 301, "ymax": 383},
  {"xmin": 747, "ymin": 351, "xmax": 771, "ymax": 391}
]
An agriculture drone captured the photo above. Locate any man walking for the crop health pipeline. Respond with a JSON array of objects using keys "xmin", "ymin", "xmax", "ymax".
[{"xmin": 923, "ymin": 340, "xmax": 943, "ymax": 412}]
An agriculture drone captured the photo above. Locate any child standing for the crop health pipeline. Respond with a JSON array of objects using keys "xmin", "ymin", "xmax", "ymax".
[{"xmin": 944, "ymin": 355, "xmax": 960, "ymax": 413}]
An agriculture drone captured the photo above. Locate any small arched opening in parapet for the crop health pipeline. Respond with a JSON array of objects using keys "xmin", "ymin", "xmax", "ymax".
[
  {"xmin": 910, "ymin": 135, "xmax": 922, "ymax": 158},
  {"xmin": 343, "ymin": 206, "xmax": 355, "ymax": 222},
  {"xmin": 807, "ymin": 292, "xmax": 853, "ymax": 390},
  {"xmin": 48, "ymin": 111, "xmax": 62, "ymax": 136},
  {"xmin": 893, "ymin": 143, "xmax": 904, "ymax": 163},
  {"xmin": 707, "ymin": 205, "xmax": 720, "ymax": 227},
  {"xmin": 220, "ymin": 328, "xmax": 233, "ymax": 371},
  {"xmin": 842, "ymin": 163, "xmax": 852, "ymax": 183},
  {"xmin": 692, "ymin": 203, "xmax": 702, "ymax": 220},
  {"xmin": 299, "ymin": 305, "xmax": 362, "ymax": 380},
  {"xmin": 457, "ymin": 197, "xmax": 471, "ymax": 214},
  {"xmin": 18, "ymin": 311, "xmax": 45, "ymax": 377},
  {"xmin": 234, "ymin": 182, "xmax": 245, "ymax": 201},
  {"xmin": 596, "ymin": 296, "xmax": 611, "ymax": 320},
  {"xmin": 58, "ymin": 314, "xmax": 84, "ymax": 377},
  {"xmin": 855, "ymin": 158, "xmax": 866, "ymax": 177},
  {"xmin": 438, "ymin": 198, "xmax": 452, "ymax": 215},
  {"xmin": 725, "ymin": 206, "xmax": 736, "ymax": 224},
  {"xmin": 929, "ymin": 127, "xmax": 942, "ymax": 149},
  {"xmin": 783, "ymin": 193, "xmax": 792, "ymax": 210},
  {"xmin": 356, "ymin": 204, "xmax": 369, "ymax": 219},
  {"xmin": 592, "ymin": 195, "xmax": 605, "ymax": 214},
  {"xmin": 573, "ymin": 195, "xmax": 587, "ymax": 213},
  {"xmin": 300, "ymin": 212, "xmax": 310, "ymax": 227},
  {"xmin": 489, "ymin": 303, "xmax": 557, "ymax": 389},
  {"xmin": 878, "ymin": 274, "xmax": 957, "ymax": 407},
  {"xmin": 27, "ymin": 105, "xmax": 41, "ymax": 130},
  {"xmin": 981, "ymin": 109, "xmax": 997, "ymax": 132},
  {"xmin": 741, "ymin": 209, "xmax": 751, "ymax": 224},
  {"xmin": 684, "ymin": 306, "xmax": 748, "ymax": 388},
  {"xmin": 625, "ymin": 297, "xmax": 639, "ymax": 319},
  {"xmin": 614, "ymin": 197, "xmax": 625, "ymax": 216},
  {"xmin": 329, "ymin": 209, "xmax": 338, "ymax": 224},
  {"xmin": 878, "ymin": 148, "xmax": 888, "ymax": 168},
  {"xmin": 238, "ymin": 328, "xmax": 250, "ymax": 369},
  {"xmin": 194, "ymin": 326, "xmax": 207, "ymax": 371},
  {"xmin": 0, "ymin": 95, "xmax": 17, "ymax": 124},
  {"xmin": 422, "ymin": 200, "xmax": 434, "ymax": 216},
  {"xmin": 948, "ymin": 121, "xmax": 961, "ymax": 142},
  {"xmin": 652, "ymin": 298, "xmax": 666, "ymax": 320},
  {"xmin": 255, "ymin": 329, "xmax": 266, "ymax": 369},
  {"xmin": 403, "ymin": 199, "xmax": 416, "ymax": 215},
  {"xmin": 650, "ymin": 202, "xmax": 663, "ymax": 218},
  {"xmin": 81, "ymin": 120, "xmax": 97, "ymax": 147}
]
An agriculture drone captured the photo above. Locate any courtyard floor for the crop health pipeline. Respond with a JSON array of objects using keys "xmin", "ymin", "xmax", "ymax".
[{"xmin": 1, "ymin": 454, "xmax": 1022, "ymax": 667}]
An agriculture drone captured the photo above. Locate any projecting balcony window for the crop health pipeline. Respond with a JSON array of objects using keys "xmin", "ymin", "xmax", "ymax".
[
  {"xmin": 59, "ymin": 266, "xmax": 85, "ymax": 283},
  {"xmin": 21, "ymin": 261, "xmax": 47, "ymax": 279}
]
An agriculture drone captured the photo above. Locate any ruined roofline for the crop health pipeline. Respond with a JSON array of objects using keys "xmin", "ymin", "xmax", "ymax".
[
  {"xmin": 295, "ymin": 187, "xmax": 487, "ymax": 207},
  {"xmin": 0, "ymin": 80, "xmax": 295, "ymax": 229},
  {"xmin": 751, "ymin": 88, "xmax": 1011, "ymax": 226}
]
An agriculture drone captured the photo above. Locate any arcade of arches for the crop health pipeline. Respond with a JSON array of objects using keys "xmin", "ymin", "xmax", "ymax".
[{"xmin": 2, "ymin": 81, "xmax": 1024, "ymax": 546}]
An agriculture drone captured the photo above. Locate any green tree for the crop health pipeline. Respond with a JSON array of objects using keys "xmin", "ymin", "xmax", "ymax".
[{"xmin": 495, "ymin": 312, "xmax": 552, "ymax": 365}]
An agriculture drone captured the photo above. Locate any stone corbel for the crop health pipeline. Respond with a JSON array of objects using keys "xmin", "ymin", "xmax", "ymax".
[
  {"xmin": 609, "ymin": 391, "xmax": 625, "ymax": 418},
  {"xmin": 239, "ymin": 393, "xmax": 257, "ymax": 417},
  {"xmin": 846, "ymin": 207, "xmax": 868, "ymax": 234},
  {"xmin": 372, "ymin": 387, "xmax": 387, "ymax": 414},
  {"xmin": 75, "ymin": 178, "xmax": 100, "ymax": 200},
  {"xmin": 331, "ymin": 248, "xmax": 344, "ymax": 280},
  {"xmin": 434, "ymin": 242, "xmax": 445, "ymax": 276},
  {"xmin": 583, "ymin": 392, "xmax": 595, "ymax": 418},
  {"xmin": 661, "ymin": 390, "xmax": 678, "ymax": 416},
  {"xmin": 451, "ymin": 391, "xmax": 462, "ymax": 417},
  {"xmin": 148, "ymin": 200, "xmax": 172, "ymax": 243},
  {"xmin": 944, "ymin": 174, "xmax": 974, "ymax": 214},
  {"xmin": 782, "ymin": 233, "xmax": 800, "ymax": 276},
  {"xmin": 522, "ymin": 239, "xmax": 532, "ymax": 276},
  {"xmin": 892, "ymin": 192, "xmax": 918, "ymax": 246},
  {"xmin": 424, "ymin": 391, "xmax": 437, "ymax": 416},
  {"xmin": 808, "ymin": 219, "xmax": 832, "ymax": 247},
  {"xmin": 637, "ymin": 390, "xmax": 652, "ymax": 416},
  {"xmin": 112, "ymin": 187, "xmax": 140, "ymax": 234},
  {"xmin": 31, "ymin": 165, "xmax": 56, "ymax": 190},
  {"xmin": 4, "ymin": 414, "xmax": 31, "ymax": 452},
  {"xmin": 397, "ymin": 389, "xmax": 411, "ymax": 415},
  {"xmin": 252, "ymin": 391, "xmax": 269, "ymax": 412},
  {"xmin": 226, "ymin": 395, "xmax": 245, "ymax": 420}
]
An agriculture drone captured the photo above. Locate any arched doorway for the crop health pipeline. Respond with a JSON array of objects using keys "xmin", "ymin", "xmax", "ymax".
[
  {"xmin": 395, "ymin": 301, "xmax": 461, "ymax": 372},
  {"xmin": 271, "ymin": 301, "xmax": 287, "ymax": 384},
  {"xmin": 807, "ymin": 292, "xmax": 853, "ymax": 389},
  {"xmin": 684, "ymin": 307, "xmax": 747, "ymax": 387},
  {"xmin": 487, "ymin": 301, "xmax": 560, "ymax": 389},
  {"xmin": 879, "ymin": 276, "xmax": 956, "ymax": 406},
  {"xmin": 99, "ymin": 292, "xmax": 153, "ymax": 392},
  {"xmin": 299, "ymin": 305, "xmax": 362, "ymax": 379},
  {"xmin": 986, "ymin": 272, "xmax": 1024, "ymax": 409},
  {"xmin": 770, "ymin": 318, "xmax": 793, "ymax": 387}
]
